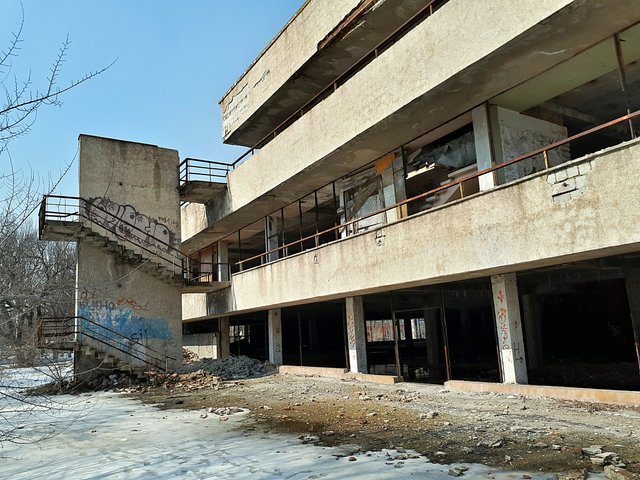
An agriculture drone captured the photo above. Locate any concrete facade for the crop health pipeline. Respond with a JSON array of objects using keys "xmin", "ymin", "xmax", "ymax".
[
  {"xmin": 182, "ymin": 0, "xmax": 640, "ymax": 254},
  {"xmin": 176, "ymin": 1, "xmax": 640, "ymax": 392},
  {"xmin": 195, "ymin": 143, "xmax": 640, "ymax": 315}
]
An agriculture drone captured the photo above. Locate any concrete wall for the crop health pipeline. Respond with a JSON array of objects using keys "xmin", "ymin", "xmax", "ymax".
[
  {"xmin": 219, "ymin": 0, "xmax": 360, "ymax": 143},
  {"xmin": 183, "ymin": 333, "xmax": 217, "ymax": 359},
  {"xmin": 77, "ymin": 244, "xmax": 182, "ymax": 369},
  {"xmin": 183, "ymin": 0, "xmax": 640, "ymax": 251},
  {"xmin": 77, "ymin": 135, "xmax": 182, "ymax": 369},
  {"xmin": 204, "ymin": 140, "xmax": 640, "ymax": 316}
]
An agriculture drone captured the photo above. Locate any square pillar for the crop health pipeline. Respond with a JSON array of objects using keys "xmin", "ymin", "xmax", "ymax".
[
  {"xmin": 216, "ymin": 241, "xmax": 229, "ymax": 281},
  {"xmin": 345, "ymin": 296, "xmax": 367, "ymax": 373},
  {"xmin": 491, "ymin": 273, "xmax": 528, "ymax": 384},
  {"xmin": 268, "ymin": 308, "xmax": 283, "ymax": 365},
  {"xmin": 472, "ymin": 103, "xmax": 498, "ymax": 191},
  {"xmin": 218, "ymin": 316, "xmax": 230, "ymax": 359}
]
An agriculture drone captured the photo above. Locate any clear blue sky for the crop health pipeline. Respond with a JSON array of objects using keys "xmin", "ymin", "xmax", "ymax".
[{"xmin": 1, "ymin": 0, "xmax": 304, "ymax": 195}]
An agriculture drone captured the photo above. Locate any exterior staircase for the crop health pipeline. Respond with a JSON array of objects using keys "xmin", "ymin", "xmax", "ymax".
[
  {"xmin": 37, "ymin": 195, "xmax": 231, "ymax": 376},
  {"xmin": 36, "ymin": 316, "xmax": 173, "ymax": 375}
]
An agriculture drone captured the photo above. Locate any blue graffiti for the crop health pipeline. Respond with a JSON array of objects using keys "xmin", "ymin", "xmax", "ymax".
[{"xmin": 77, "ymin": 306, "xmax": 170, "ymax": 344}]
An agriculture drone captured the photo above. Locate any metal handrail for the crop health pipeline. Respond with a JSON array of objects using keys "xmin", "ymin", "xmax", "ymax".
[
  {"xmin": 182, "ymin": 259, "xmax": 232, "ymax": 285},
  {"xmin": 227, "ymin": 0, "xmax": 446, "ymax": 170},
  {"xmin": 236, "ymin": 109, "xmax": 640, "ymax": 268},
  {"xmin": 41, "ymin": 195, "xmax": 185, "ymax": 271},
  {"xmin": 40, "ymin": 195, "xmax": 229, "ymax": 286},
  {"xmin": 179, "ymin": 158, "xmax": 232, "ymax": 185},
  {"xmin": 37, "ymin": 316, "xmax": 177, "ymax": 371}
]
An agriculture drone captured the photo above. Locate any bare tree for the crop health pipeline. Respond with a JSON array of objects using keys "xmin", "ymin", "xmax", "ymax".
[{"xmin": 0, "ymin": 3, "xmax": 112, "ymax": 445}]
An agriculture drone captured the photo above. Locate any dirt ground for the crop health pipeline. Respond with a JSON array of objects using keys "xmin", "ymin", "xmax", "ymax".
[{"xmin": 130, "ymin": 371, "xmax": 640, "ymax": 478}]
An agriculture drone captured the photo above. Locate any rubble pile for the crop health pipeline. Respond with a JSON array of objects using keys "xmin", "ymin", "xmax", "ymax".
[
  {"xmin": 182, "ymin": 348, "xmax": 199, "ymax": 363},
  {"xmin": 179, "ymin": 355, "xmax": 276, "ymax": 380}
]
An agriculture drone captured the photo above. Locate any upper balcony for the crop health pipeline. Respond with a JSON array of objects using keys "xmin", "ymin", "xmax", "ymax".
[
  {"xmin": 220, "ymin": 0, "xmax": 442, "ymax": 147},
  {"xmin": 184, "ymin": 124, "xmax": 640, "ymax": 318},
  {"xmin": 183, "ymin": 0, "xmax": 640, "ymax": 254},
  {"xmin": 179, "ymin": 158, "xmax": 230, "ymax": 204}
]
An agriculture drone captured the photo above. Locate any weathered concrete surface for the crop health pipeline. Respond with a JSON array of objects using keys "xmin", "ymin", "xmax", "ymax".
[
  {"xmin": 182, "ymin": 0, "xmax": 640, "ymax": 254},
  {"xmin": 77, "ymin": 243, "xmax": 182, "ymax": 370},
  {"xmin": 206, "ymin": 140, "xmax": 640, "ymax": 316},
  {"xmin": 182, "ymin": 293, "xmax": 207, "ymax": 322},
  {"xmin": 220, "ymin": 0, "xmax": 360, "ymax": 144},
  {"xmin": 445, "ymin": 380, "xmax": 640, "ymax": 407},
  {"xmin": 183, "ymin": 333, "xmax": 217, "ymax": 359},
  {"xmin": 221, "ymin": 0, "xmax": 436, "ymax": 147},
  {"xmin": 77, "ymin": 135, "xmax": 182, "ymax": 370}
]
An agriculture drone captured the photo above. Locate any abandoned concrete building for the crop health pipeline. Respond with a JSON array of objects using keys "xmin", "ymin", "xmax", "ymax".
[{"xmin": 38, "ymin": 0, "xmax": 640, "ymax": 392}]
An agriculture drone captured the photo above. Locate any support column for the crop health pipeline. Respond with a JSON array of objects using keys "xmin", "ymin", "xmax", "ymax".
[
  {"xmin": 472, "ymin": 103, "xmax": 500, "ymax": 191},
  {"xmin": 491, "ymin": 273, "xmax": 528, "ymax": 384},
  {"xmin": 521, "ymin": 294, "xmax": 544, "ymax": 370},
  {"xmin": 218, "ymin": 316, "xmax": 230, "ymax": 359},
  {"xmin": 216, "ymin": 241, "xmax": 229, "ymax": 281},
  {"xmin": 265, "ymin": 216, "xmax": 282, "ymax": 262},
  {"xmin": 624, "ymin": 268, "xmax": 640, "ymax": 373},
  {"xmin": 268, "ymin": 308, "xmax": 283, "ymax": 365},
  {"xmin": 345, "ymin": 296, "xmax": 367, "ymax": 373}
]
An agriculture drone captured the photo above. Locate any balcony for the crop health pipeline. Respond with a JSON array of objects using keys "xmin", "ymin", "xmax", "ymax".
[{"xmin": 179, "ymin": 158, "xmax": 231, "ymax": 204}]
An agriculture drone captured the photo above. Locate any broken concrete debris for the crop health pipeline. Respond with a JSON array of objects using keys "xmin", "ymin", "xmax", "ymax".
[{"xmin": 179, "ymin": 354, "xmax": 276, "ymax": 380}]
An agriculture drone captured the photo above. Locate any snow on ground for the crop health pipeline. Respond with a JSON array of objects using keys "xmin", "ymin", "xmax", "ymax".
[{"xmin": 1, "ymin": 368, "xmax": 601, "ymax": 479}]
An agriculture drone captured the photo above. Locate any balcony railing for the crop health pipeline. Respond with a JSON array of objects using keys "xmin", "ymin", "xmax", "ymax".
[
  {"xmin": 235, "ymin": 109, "xmax": 640, "ymax": 270},
  {"xmin": 179, "ymin": 158, "xmax": 232, "ymax": 186}
]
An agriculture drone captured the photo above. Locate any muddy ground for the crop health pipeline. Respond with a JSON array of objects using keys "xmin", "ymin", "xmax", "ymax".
[{"xmin": 129, "ymin": 371, "xmax": 640, "ymax": 478}]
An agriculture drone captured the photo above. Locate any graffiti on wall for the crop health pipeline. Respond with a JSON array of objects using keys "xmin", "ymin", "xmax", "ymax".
[{"xmin": 84, "ymin": 197, "xmax": 178, "ymax": 252}]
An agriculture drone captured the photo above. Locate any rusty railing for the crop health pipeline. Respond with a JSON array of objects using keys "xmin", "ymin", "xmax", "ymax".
[{"xmin": 236, "ymin": 109, "xmax": 640, "ymax": 269}]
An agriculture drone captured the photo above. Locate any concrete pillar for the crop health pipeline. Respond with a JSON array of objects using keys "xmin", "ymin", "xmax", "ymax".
[
  {"xmin": 218, "ymin": 316, "xmax": 230, "ymax": 359},
  {"xmin": 345, "ymin": 296, "xmax": 367, "ymax": 373},
  {"xmin": 265, "ymin": 216, "xmax": 282, "ymax": 262},
  {"xmin": 624, "ymin": 268, "xmax": 640, "ymax": 373},
  {"xmin": 267, "ymin": 308, "xmax": 283, "ymax": 365},
  {"xmin": 472, "ymin": 103, "xmax": 498, "ymax": 191},
  {"xmin": 216, "ymin": 241, "xmax": 229, "ymax": 281},
  {"xmin": 491, "ymin": 273, "xmax": 528, "ymax": 384},
  {"xmin": 424, "ymin": 308, "xmax": 440, "ymax": 367},
  {"xmin": 521, "ymin": 294, "xmax": 544, "ymax": 370}
]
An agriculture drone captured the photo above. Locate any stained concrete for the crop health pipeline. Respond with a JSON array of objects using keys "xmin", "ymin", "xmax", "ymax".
[
  {"xmin": 182, "ymin": 0, "xmax": 640, "ymax": 254},
  {"xmin": 76, "ymin": 135, "xmax": 182, "ymax": 370},
  {"xmin": 192, "ymin": 139, "xmax": 640, "ymax": 318},
  {"xmin": 221, "ymin": 0, "xmax": 436, "ymax": 147}
]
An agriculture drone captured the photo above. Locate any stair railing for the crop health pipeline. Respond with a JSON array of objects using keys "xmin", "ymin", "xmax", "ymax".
[
  {"xmin": 40, "ymin": 195, "xmax": 208, "ymax": 283},
  {"xmin": 37, "ymin": 316, "xmax": 177, "ymax": 371}
]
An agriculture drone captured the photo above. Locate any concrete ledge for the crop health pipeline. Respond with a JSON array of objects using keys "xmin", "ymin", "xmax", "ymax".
[
  {"xmin": 278, "ymin": 365, "xmax": 349, "ymax": 379},
  {"xmin": 445, "ymin": 380, "xmax": 640, "ymax": 407},
  {"xmin": 277, "ymin": 365, "xmax": 401, "ymax": 385}
]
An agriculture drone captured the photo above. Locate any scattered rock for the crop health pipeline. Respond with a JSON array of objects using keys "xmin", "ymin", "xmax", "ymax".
[
  {"xmin": 582, "ymin": 446, "xmax": 603, "ymax": 456},
  {"xmin": 322, "ymin": 430, "xmax": 335, "ymax": 437},
  {"xmin": 604, "ymin": 465, "xmax": 638, "ymax": 480}
]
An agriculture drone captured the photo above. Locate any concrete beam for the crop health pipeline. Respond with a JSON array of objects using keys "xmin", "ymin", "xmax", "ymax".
[{"xmin": 491, "ymin": 273, "xmax": 528, "ymax": 384}]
